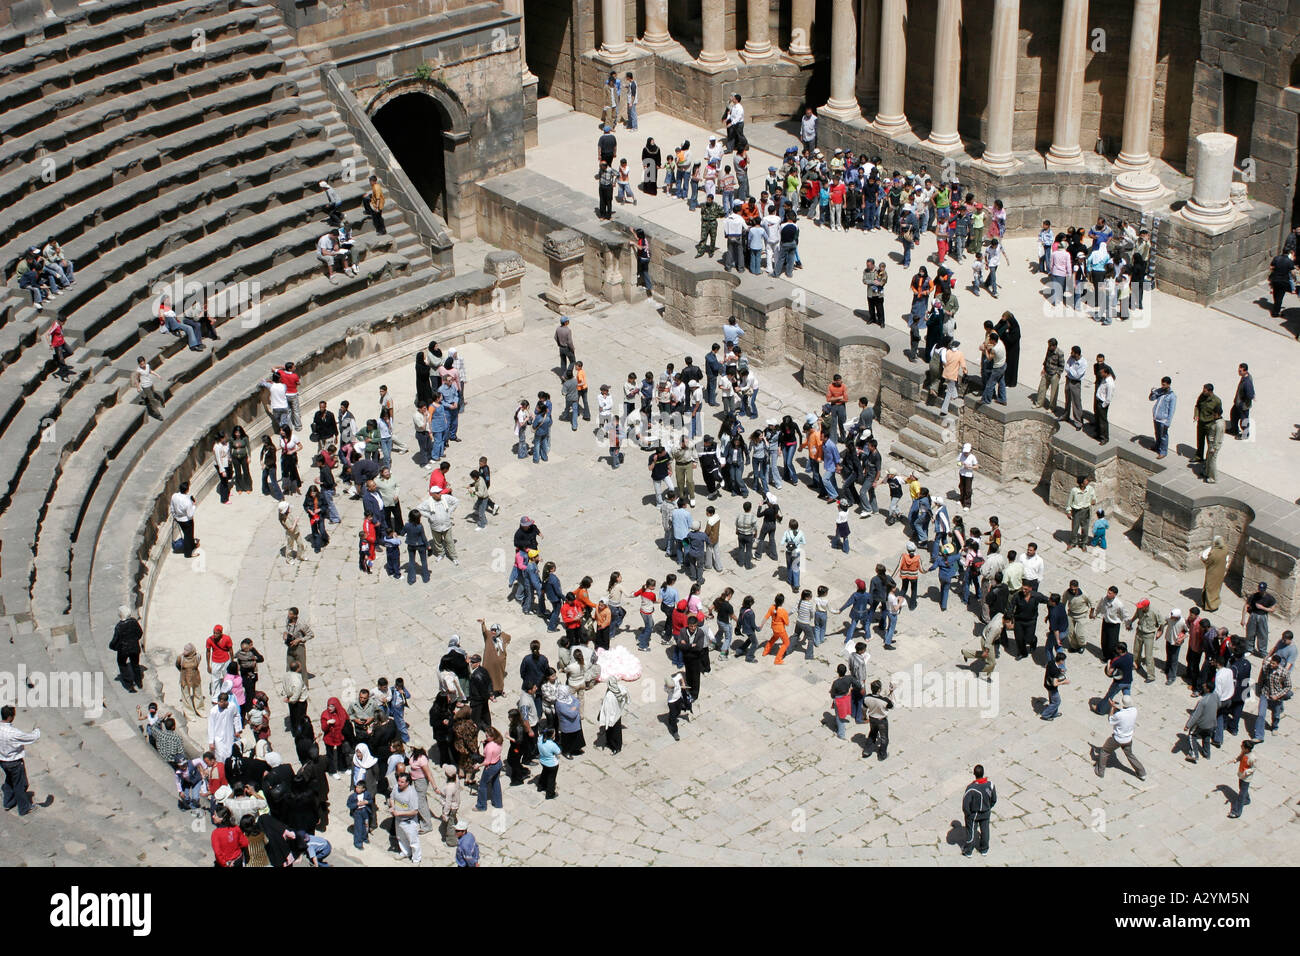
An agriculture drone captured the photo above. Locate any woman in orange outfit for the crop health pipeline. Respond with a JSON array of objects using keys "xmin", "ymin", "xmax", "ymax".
[{"xmin": 761, "ymin": 592, "xmax": 791, "ymax": 664}]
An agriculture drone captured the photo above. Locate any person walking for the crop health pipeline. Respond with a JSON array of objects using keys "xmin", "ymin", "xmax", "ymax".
[
  {"xmin": 1064, "ymin": 475, "xmax": 1096, "ymax": 551},
  {"xmin": 555, "ymin": 317, "xmax": 576, "ymax": 380},
  {"xmin": 0, "ymin": 706, "xmax": 40, "ymax": 816},
  {"xmin": 1093, "ymin": 694, "xmax": 1147, "ymax": 780},
  {"xmin": 110, "ymin": 605, "xmax": 145, "ymax": 693},
  {"xmin": 1040, "ymin": 652, "xmax": 1069, "ymax": 720},
  {"xmin": 1227, "ymin": 363, "xmax": 1255, "ymax": 440},
  {"xmin": 1226, "ymin": 739, "xmax": 1256, "ymax": 818},
  {"xmin": 961, "ymin": 765, "xmax": 997, "ymax": 857},
  {"xmin": 170, "ymin": 480, "xmax": 198, "ymax": 558},
  {"xmin": 1200, "ymin": 535, "xmax": 1229, "ymax": 611},
  {"xmin": 861, "ymin": 679, "xmax": 896, "ymax": 759},
  {"xmin": 1183, "ymin": 684, "xmax": 1219, "ymax": 763},
  {"xmin": 1252, "ymin": 653, "xmax": 1290, "ymax": 741}
]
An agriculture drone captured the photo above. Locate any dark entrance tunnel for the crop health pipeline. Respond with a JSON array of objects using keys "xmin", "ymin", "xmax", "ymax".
[{"xmin": 372, "ymin": 92, "xmax": 448, "ymax": 219}]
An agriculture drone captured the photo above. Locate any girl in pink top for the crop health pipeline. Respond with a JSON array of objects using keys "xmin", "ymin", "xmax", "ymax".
[{"xmin": 475, "ymin": 728, "xmax": 504, "ymax": 812}]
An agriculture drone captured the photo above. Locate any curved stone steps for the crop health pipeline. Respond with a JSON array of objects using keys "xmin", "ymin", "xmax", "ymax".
[
  {"xmin": 0, "ymin": 77, "xmax": 304, "ymax": 224},
  {"xmin": 0, "ymin": 2, "xmax": 260, "ymax": 117},
  {"xmin": 23, "ymin": 252, "xmax": 415, "ymax": 625},
  {"xmin": 0, "ymin": 124, "xmax": 334, "ymax": 332},
  {"xmin": 0, "ymin": 0, "xmax": 239, "ymax": 80},
  {"xmin": 1, "ymin": 29, "xmax": 276, "ymax": 167}
]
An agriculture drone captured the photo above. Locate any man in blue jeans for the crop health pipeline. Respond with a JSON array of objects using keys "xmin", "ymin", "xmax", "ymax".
[
  {"xmin": 429, "ymin": 394, "xmax": 449, "ymax": 460},
  {"xmin": 0, "ymin": 705, "xmax": 39, "ymax": 815},
  {"xmin": 531, "ymin": 403, "xmax": 552, "ymax": 463},
  {"xmin": 1148, "ymin": 376, "xmax": 1176, "ymax": 459},
  {"xmin": 1098, "ymin": 642, "xmax": 1133, "ymax": 711},
  {"xmin": 840, "ymin": 578, "xmax": 873, "ymax": 642},
  {"xmin": 1040, "ymin": 652, "xmax": 1069, "ymax": 719},
  {"xmin": 981, "ymin": 332, "xmax": 1007, "ymax": 405}
]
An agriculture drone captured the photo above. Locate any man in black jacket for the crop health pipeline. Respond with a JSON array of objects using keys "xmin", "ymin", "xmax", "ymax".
[
  {"xmin": 468, "ymin": 654, "xmax": 493, "ymax": 732},
  {"xmin": 961, "ymin": 764, "xmax": 997, "ymax": 857},
  {"xmin": 110, "ymin": 606, "xmax": 144, "ymax": 692},
  {"xmin": 1009, "ymin": 583, "xmax": 1050, "ymax": 659}
]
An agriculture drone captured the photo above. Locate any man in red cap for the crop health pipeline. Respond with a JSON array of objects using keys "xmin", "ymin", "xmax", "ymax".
[
  {"xmin": 1126, "ymin": 598, "xmax": 1161, "ymax": 683},
  {"xmin": 839, "ymin": 577, "xmax": 873, "ymax": 644},
  {"xmin": 205, "ymin": 625, "xmax": 233, "ymax": 698}
]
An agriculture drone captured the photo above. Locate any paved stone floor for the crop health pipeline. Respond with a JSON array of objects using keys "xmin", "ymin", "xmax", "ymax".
[
  {"xmin": 529, "ymin": 101, "xmax": 1300, "ymax": 499},
  {"xmin": 147, "ymin": 257, "xmax": 1295, "ymax": 866}
]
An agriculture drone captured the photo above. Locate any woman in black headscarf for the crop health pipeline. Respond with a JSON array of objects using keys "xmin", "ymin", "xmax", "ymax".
[
  {"xmin": 641, "ymin": 138, "xmax": 662, "ymax": 196},
  {"xmin": 994, "ymin": 311, "xmax": 1022, "ymax": 388},
  {"xmin": 415, "ymin": 352, "xmax": 435, "ymax": 408}
]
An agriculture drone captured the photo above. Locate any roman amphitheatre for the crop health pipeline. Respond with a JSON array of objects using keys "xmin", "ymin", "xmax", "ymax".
[{"xmin": 0, "ymin": 0, "xmax": 1296, "ymax": 867}]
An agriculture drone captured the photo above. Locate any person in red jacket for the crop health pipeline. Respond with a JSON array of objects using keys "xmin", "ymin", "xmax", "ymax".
[
  {"xmin": 211, "ymin": 808, "xmax": 249, "ymax": 867},
  {"xmin": 559, "ymin": 593, "xmax": 584, "ymax": 644},
  {"xmin": 320, "ymin": 697, "xmax": 348, "ymax": 778}
]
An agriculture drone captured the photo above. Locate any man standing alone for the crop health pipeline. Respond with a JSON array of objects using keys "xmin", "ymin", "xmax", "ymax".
[
  {"xmin": 0, "ymin": 706, "xmax": 40, "ymax": 816},
  {"xmin": 961, "ymin": 764, "xmax": 996, "ymax": 857},
  {"xmin": 1147, "ymin": 376, "xmax": 1176, "ymax": 460}
]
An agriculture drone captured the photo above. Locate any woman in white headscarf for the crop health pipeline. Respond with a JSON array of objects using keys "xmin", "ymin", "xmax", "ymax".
[
  {"xmin": 1200, "ymin": 535, "xmax": 1228, "ymax": 612},
  {"xmin": 598, "ymin": 676, "xmax": 629, "ymax": 755}
]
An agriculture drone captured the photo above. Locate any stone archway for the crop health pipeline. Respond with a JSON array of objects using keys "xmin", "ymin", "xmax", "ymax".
[{"xmin": 366, "ymin": 79, "xmax": 474, "ymax": 237}]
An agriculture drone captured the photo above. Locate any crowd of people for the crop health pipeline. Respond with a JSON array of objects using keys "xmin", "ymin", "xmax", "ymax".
[{"xmin": 103, "ymin": 299, "xmax": 1284, "ymax": 865}]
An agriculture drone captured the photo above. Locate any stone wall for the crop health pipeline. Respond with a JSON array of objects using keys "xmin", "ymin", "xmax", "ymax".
[
  {"xmin": 322, "ymin": 68, "xmax": 456, "ymax": 275},
  {"xmin": 1191, "ymin": 0, "xmax": 1300, "ymax": 249},
  {"xmin": 322, "ymin": 10, "xmax": 527, "ymax": 241},
  {"xmin": 1098, "ymin": 191, "xmax": 1282, "ymax": 304}
]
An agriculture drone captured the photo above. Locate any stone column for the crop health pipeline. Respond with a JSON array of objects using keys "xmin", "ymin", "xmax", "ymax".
[
  {"xmin": 1114, "ymin": 0, "xmax": 1161, "ymax": 174},
  {"xmin": 503, "ymin": 0, "xmax": 537, "ymax": 83},
  {"xmin": 1109, "ymin": 0, "xmax": 1167, "ymax": 202},
  {"xmin": 857, "ymin": 0, "xmax": 880, "ymax": 108},
  {"xmin": 1045, "ymin": 0, "xmax": 1088, "ymax": 167},
  {"xmin": 875, "ymin": 0, "xmax": 908, "ymax": 133},
  {"xmin": 1181, "ymin": 132, "xmax": 1239, "ymax": 228},
  {"xmin": 483, "ymin": 250, "xmax": 526, "ymax": 332},
  {"xmin": 789, "ymin": 0, "xmax": 814, "ymax": 60},
  {"xmin": 926, "ymin": 0, "xmax": 961, "ymax": 150},
  {"xmin": 600, "ymin": 0, "xmax": 627, "ymax": 57},
  {"xmin": 642, "ymin": 0, "xmax": 671, "ymax": 48},
  {"xmin": 981, "ymin": 0, "xmax": 1019, "ymax": 170},
  {"xmin": 821, "ymin": 0, "xmax": 860, "ymax": 119},
  {"xmin": 699, "ymin": 0, "xmax": 727, "ymax": 66},
  {"xmin": 742, "ymin": 0, "xmax": 774, "ymax": 59}
]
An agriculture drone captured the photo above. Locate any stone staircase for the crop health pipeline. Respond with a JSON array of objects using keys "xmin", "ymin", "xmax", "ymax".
[
  {"xmin": 887, "ymin": 402, "xmax": 960, "ymax": 475},
  {"xmin": 0, "ymin": 0, "xmax": 453, "ymax": 864}
]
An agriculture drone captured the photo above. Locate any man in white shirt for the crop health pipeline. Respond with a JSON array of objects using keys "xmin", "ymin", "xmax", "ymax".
[
  {"xmin": 170, "ymin": 480, "xmax": 198, "ymax": 557},
  {"xmin": 705, "ymin": 137, "xmax": 723, "ymax": 165},
  {"xmin": 260, "ymin": 373, "xmax": 290, "ymax": 430},
  {"xmin": 597, "ymin": 384, "xmax": 614, "ymax": 438},
  {"xmin": 412, "ymin": 404, "xmax": 433, "ymax": 469},
  {"xmin": 761, "ymin": 205, "xmax": 782, "ymax": 276},
  {"xmin": 131, "ymin": 355, "xmax": 164, "ymax": 420},
  {"xmin": 207, "ymin": 692, "xmax": 243, "ymax": 763},
  {"xmin": 0, "ymin": 705, "xmax": 40, "ymax": 815},
  {"xmin": 665, "ymin": 669, "xmax": 687, "ymax": 740},
  {"xmin": 1093, "ymin": 694, "xmax": 1146, "ymax": 780},
  {"xmin": 1021, "ymin": 542, "xmax": 1044, "ymax": 592},
  {"xmin": 1094, "ymin": 367, "xmax": 1115, "ymax": 445},
  {"xmin": 1063, "ymin": 346, "xmax": 1087, "ymax": 430},
  {"xmin": 722, "ymin": 207, "xmax": 746, "ymax": 273},
  {"xmin": 956, "ymin": 443, "xmax": 978, "ymax": 512},
  {"xmin": 725, "ymin": 94, "xmax": 745, "ymax": 152},
  {"xmin": 418, "ymin": 488, "xmax": 459, "ymax": 564},
  {"xmin": 1091, "ymin": 586, "xmax": 1126, "ymax": 659},
  {"xmin": 800, "ymin": 107, "xmax": 817, "ymax": 150},
  {"xmin": 746, "ymin": 221, "xmax": 765, "ymax": 275}
]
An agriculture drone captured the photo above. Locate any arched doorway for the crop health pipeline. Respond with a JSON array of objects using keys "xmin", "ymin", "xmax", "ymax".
[{"xmin": 372, "ymin": 92, "xmax": 450, "ymax": 219}]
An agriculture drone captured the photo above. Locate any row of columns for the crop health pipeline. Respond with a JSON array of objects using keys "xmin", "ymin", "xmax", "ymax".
[
  {"xmin": 817, "ymin": 0, "xmax": 1165, "ymax": 198},
  {"xmin": 595, "ymin": 0, "xmax": 1165, "ymax": 198}
]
